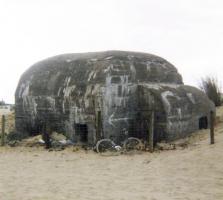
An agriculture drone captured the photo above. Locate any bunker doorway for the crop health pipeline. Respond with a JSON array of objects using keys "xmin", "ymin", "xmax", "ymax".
[
  {"xmin": 136, "ymin": 119, "xmax": 149, "ymax": 141},
  {"xmin": 199, "ymin": 116, "xmax": 208, "ymax": 129},
  {"xmin": 129, "ymin": 111, "xmax": 162, "ymax": 145},
  {"xmin": 75, "ymin": 124, "xmax": 88, "ymax": 142},
  {"xmin": 129, "ymin": 118, "xmax": 150, "ymax": 141}
]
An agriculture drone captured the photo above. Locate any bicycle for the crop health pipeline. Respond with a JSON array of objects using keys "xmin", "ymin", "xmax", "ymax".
[{"xmin": 95, "ymin": 137, "xmax": 144, "ymax": 155}]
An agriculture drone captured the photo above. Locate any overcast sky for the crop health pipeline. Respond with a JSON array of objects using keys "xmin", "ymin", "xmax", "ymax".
[{"xmin": 1, "ymin": 0, "xmax": 223, "ymax": 103}]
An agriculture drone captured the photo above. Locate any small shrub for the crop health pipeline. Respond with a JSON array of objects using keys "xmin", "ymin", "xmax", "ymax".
[
  {"xmin": 199, "ymin": 76, "xmax": 222, "ymax": 107},
  {"xmin": 7, "ymin": 130, "xmax": 28, "ymax": 142}
]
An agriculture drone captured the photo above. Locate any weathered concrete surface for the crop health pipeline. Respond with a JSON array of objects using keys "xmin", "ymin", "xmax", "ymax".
[
  {"xmin": 15, "ymin": 50, "xmax": 214, "ymax": 144},
  {"xmin": 140, "ymin": 84, "xmax": 215, "ymax": 141}
]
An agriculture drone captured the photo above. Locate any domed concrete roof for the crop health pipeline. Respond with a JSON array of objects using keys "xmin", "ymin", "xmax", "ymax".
[{"xmin": 16, "ymin": 51, "xmax": 183, "ymax": 97}]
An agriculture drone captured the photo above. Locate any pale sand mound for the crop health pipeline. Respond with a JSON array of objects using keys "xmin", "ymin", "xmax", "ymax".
[
  {"xmin": 0, "ymin": 109, "xmax": 223, "ymax": 200},
  {"xmin": 0, "ymin": 111, "xmax": 15, "ymax": 134}
]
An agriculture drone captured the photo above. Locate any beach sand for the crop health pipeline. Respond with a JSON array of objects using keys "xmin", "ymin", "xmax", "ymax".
[{"xmin": 0, "ymin": 109, "xmax": 223, "ymax": 200}]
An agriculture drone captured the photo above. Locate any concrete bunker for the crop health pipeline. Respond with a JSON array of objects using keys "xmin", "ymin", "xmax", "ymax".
[{"xmin": 15, "ymin": 51, "xmax": 215, "ymax": 145}]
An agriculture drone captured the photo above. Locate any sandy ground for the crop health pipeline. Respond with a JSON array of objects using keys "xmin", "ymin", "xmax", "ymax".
[{"xmin": 0, "ymin": 110, "xmax": 223, "ymax": 200}]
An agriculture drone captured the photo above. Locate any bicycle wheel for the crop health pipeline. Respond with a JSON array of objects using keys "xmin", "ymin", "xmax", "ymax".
[
  {"xmin": 123, "ymin": 137, "xmax": 143, "ymax": 151},
  {"xmin": 96, "ymin": 139, "xmax": 116, "ymax": 154}
]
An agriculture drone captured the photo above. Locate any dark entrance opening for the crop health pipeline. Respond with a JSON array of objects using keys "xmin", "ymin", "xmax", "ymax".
[
  {"xmin": 199, "ymin": 116, "xmax": 208, "ymax": 129},
  {"xmin": 75, "ymin": 124, "xmax": 88, "ymax": 142},
  {"xmin": 136, "ymin": 119, "xmax": 149, "ymax": 141},
  {"xmin": 128, "ymin": 115, "xmax": 149, "ymax": 141}
]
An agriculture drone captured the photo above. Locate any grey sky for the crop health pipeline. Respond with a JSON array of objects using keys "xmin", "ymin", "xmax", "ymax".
[{"xmin": 1, "ymin": 0, "xmax": 223, "ymax": 103}]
